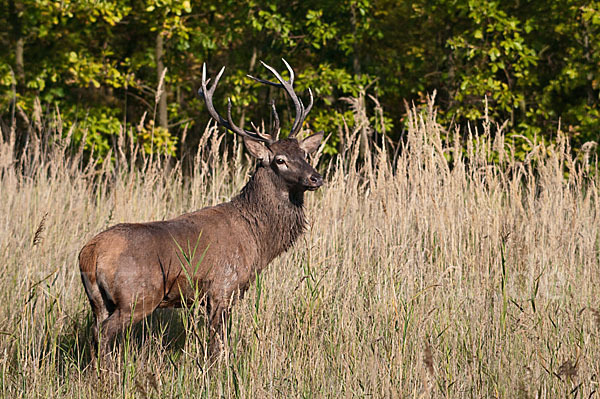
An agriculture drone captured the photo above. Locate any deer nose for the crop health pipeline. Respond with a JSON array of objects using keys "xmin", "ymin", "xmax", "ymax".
[
  {"xmin": 309, "ymin": 174, "xmax": 323, "ymax": 187},
  {"xmin": 303, "ymin": 172, "xmax": 323, "ymax": 191}
]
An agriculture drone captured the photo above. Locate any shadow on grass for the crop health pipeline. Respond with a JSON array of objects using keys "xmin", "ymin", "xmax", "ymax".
[{"xmin": 53, "ymin": 308, "xmax": 204, "ymax": 374}]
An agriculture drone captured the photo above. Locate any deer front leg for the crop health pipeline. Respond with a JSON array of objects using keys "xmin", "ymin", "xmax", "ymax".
[{"xmin": 208, "ymin": 300, "xmax": 230, "ymax": 359}]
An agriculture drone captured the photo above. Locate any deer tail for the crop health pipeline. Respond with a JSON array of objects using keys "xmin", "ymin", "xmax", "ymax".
[{"xmin": 79, "ymin": 242, "xmax": 103, "ymax": 315}]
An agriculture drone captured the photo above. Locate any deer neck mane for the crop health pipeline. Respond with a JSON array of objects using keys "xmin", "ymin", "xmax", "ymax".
[{"xmin": 232, "ymin": 166, "xmax": 307, "ymax": 265}]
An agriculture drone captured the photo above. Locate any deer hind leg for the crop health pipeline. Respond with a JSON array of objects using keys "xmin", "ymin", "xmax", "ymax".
[
  {"xmin": 97, "ymin": 300, "xmax": 158, "ymax": 359},
  {"xmin": 80, "ymin": 271, "xmax": 111, "ymax": 359}
]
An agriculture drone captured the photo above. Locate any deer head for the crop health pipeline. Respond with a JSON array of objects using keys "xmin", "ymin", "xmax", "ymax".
[{"xmin": 199, "ymin": 59, "xmax": 324, "ymax": 193}]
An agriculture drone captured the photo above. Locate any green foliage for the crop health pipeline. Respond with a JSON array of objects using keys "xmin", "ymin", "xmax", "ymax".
[
  {"xmin": 1, "ymin": 0, "xmax": 599, "ymax": 163},
  {"xmin": 137, "ymin": 123, "xmax": 179, "ymax": 156},
  {"xmin": 69, "ymin": 106, "xmax": 123, "ymax": 158},
  {"xmin": 448, "ymin": 0, "xmax": 538, "ymax": 121}
]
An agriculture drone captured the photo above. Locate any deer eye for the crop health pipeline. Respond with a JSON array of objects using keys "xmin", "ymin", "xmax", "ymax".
[{"xmin": 275, "ymin": 158, "xmax": 286, "ymax": 165}]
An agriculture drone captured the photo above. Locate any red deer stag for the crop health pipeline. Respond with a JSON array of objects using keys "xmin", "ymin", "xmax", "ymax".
[{"xmin": 79, "ymin": 59, "xmax": 324, "ymax": 358}]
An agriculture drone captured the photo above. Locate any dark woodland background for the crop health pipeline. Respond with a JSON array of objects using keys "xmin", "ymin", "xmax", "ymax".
[{"xmin": 2, "ymin": 0, "xmax": 599, "ymax": 161}]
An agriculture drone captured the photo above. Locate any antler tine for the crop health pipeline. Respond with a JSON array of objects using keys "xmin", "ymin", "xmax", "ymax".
[
  {"xmin": 281, "ymin": 58, "xmax": 295, "ymax": 85},
  {"xmin": 246, "ymin": 58, "xmax": 295, "ymax": 87},
  {"xmin": 246, "ymin": 74, "xmax": 282, "ymax": 88},
  {"xmin": 226, "ymin": 100, "xmax": 273, "ymax": 143},
  {"xmin": 302, "ymin": 88, "xmax": 314, "ymax": 122},
  {"xmin": 200, "ymin": 64, "xmax": 228, "ymax": 126},
  {"xmin": 258, "ymin": 60, "xmax": 306, "ymax": 138},
  {"xmin": 199, "ymin": 63, "xmax": 273, "ymax": 144},
  {"xmin": 270, "ymin": 100, "xmax": 280, "ymax": 140}
]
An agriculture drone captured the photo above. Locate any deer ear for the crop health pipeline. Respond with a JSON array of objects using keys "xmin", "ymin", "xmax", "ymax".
[
  {"xmin": 299, "ymin": 131, "xmax": 324, "ymax": 154},
  {"xmin": 243, "ymin": 137, "xmax": 273, "ymax": 165}
]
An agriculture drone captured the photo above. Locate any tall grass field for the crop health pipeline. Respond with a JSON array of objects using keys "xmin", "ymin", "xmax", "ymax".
[{"xmin": 1, "ymin": 98, "xmax": 599, "ymax": 398}]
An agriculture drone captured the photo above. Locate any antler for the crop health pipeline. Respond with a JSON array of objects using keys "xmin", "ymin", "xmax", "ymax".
[
  {"xmin": 199, "ymin": 63, "xmax": 273, "ymax": 144},
  {"xmin": 247, "ymin": 58, "xmax": 313, "ymax": 138}
]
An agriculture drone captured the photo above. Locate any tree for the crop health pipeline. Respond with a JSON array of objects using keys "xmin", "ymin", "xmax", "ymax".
[{"xmin": 1, "ymin": 0, "xmax": 599, "ymax": 163}]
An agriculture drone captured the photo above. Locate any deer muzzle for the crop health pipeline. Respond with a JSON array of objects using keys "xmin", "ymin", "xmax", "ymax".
[{"xmin": 303, "ymin": 173, "xmax": 324, "ymax": 191}]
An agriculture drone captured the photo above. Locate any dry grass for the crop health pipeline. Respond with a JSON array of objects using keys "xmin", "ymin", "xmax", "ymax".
[{"xmin": 1, "ymin": 97, "xmax": 599, "ymax": 398}]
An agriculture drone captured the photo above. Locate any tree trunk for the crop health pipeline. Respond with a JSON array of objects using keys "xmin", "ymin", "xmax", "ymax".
[
  {"xmin": 15, "ymin": 37, "xmax": 24, "ymax": 87},
  {"xmin": 155, "ymin": 31, "xmax": 168, "ymax": 130},
  {"xmin": 9, "ymin": 1, "xmax": 25, "ymax": 88},
  {"xmin": 350, "ymin": 2, "xmax": 361, "ymax": 76},
  {"xmin": 582, "ymin": 24, "xmax": 594, "ymax": 106}
]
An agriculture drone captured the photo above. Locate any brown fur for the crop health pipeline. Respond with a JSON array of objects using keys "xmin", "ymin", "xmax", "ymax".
[{"xmin": 79, "ymin": 137, "xmax": 323, "ymax": 358}]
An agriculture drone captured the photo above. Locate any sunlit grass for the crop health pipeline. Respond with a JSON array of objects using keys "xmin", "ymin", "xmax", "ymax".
[{"xmin": 0, "ymin": 98, "xmax": 599, "ymax": 398}]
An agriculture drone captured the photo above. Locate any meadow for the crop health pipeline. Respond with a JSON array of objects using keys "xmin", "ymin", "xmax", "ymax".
[{"xmin": 1, "ymin": 98, "xmax": 599, "ymax": 398}]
